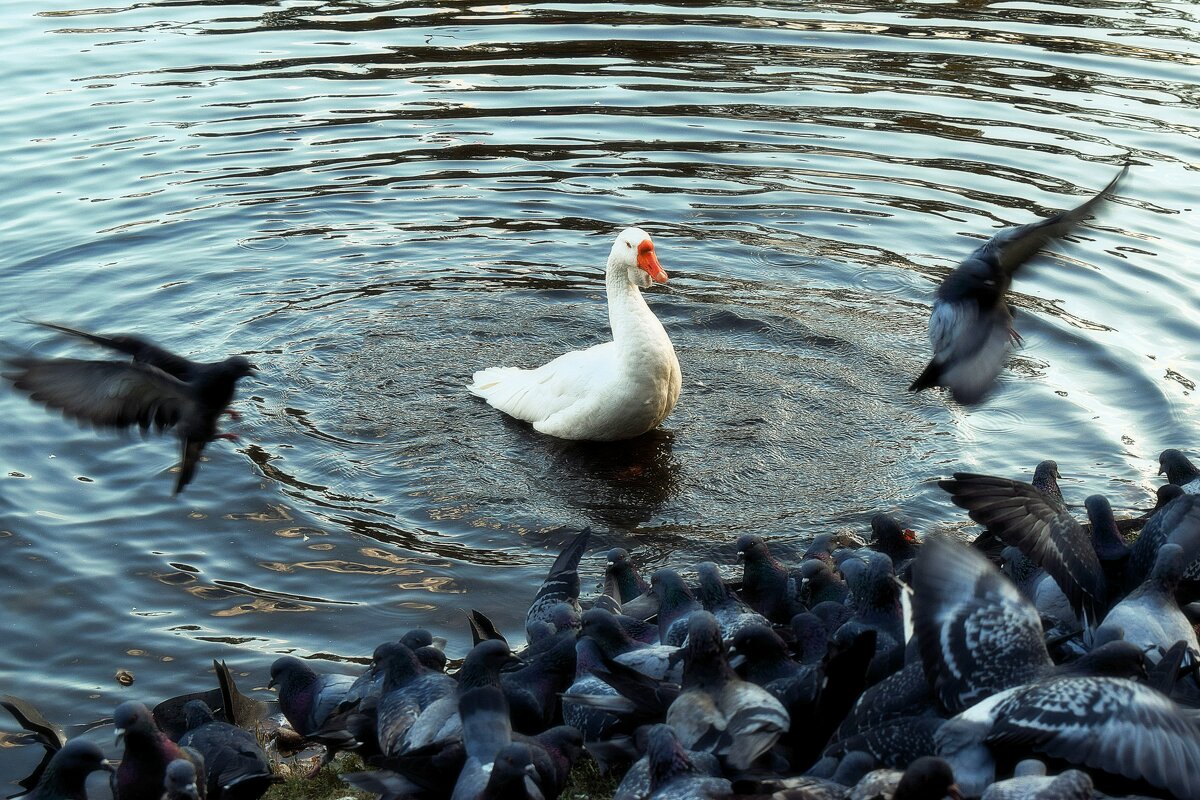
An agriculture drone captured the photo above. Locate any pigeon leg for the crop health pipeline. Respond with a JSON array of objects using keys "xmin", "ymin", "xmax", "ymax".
[
  {"xmin": 1008, "ymin": 327, "xmax": 1024, "ymax": 347},
  {"xmin": 214, "ymin": 432, "xmax": 240, "ymax": 442},
  {"xmin": 223, "ymin": 408, "xmax": 242, "ymax": 421}
]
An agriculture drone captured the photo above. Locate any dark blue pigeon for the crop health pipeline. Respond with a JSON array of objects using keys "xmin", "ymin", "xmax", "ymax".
[
  {"xmin": 113, "ymin": 701, "xmax": 205, "ymax": 800},
  {"xmin": 793, "ymin": 559, "xmax": 849, "ymax": 609},
  {"xmin": 650, "ymin": 568, "xmax": 702, "ymax": 646},
  {"xmin": 868, "ymin": 514, "xmax": 921, "ymax": 574},
  {"xmin": 25, "ymin": 739, "xmax": 113, "ymax": 800},
  {"xmin": 178, "ymin": 701, "xmax": 274, "ymax": 800},
  {"xmin": 449, "ymin": 687, "xmax": 519, "ymax": 800},
  {"xmin": 790, "ymin": 612, "xmax": 830, "ymax": 665},
  {"xmin": 524, "ymin": 529, "xmax": 590, "ymax": 641},
  {"xmin": 375, "ymin": 642, "xmax": 457, "ymax": 757},
  {"xmin": 834, "ymin": 661, "xmax": 937, "ymax": 742},
  {"xmin": 1159, "ymin": 448, "xmax": 1200, "ymax": 494},
  {"xmin": 4, "ymin": 321, "xmax": 257, "ymax": 493},
  {"xmin": 267, "ymin": 656, "xmax": 355, "ymax": 738},
  {"xmin": 478, "ymin": 744, "xmax": 542, "ymax": 800},
  {"xmin": 909, "ymin": 166, "xmax": 1126, "ymax": 404},
  {"xmin": 836, "ymin": 552, "xmax": 905, "ymax": 682},
  {"xmin": 605, "ymin": 548, "xmax": 650, "ymax": 603},
  {"xmin": 642, "ymin": 724, "xmax": 732, "ymax": 800},
  {"xmin": 502, "ymin": 624, "xmax": 577, "ymax": 734},
  {"xmin": 736, "ymin": 534, "xmax": 800, "ymax": 623},
  {"xmin": 162, "ymin": 759, "xmax": 202, "ymax": 800},
  {"xmin": 694, "ymin": 561, "xmax": 769, "ymax": 641},
  {"xmin": 579, "ymin": 608, "xmax": 680, "ymax": 682}
]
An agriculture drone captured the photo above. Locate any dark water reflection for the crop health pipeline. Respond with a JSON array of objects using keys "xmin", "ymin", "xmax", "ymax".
[{"xmin": 3, "ymin": 0, "xmax": 1200, "ymax": 785}]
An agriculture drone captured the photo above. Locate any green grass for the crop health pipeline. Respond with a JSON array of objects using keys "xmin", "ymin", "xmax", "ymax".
[{"xmin": 259, "ymin": 751, "xmax": 619, "ymax": 800}]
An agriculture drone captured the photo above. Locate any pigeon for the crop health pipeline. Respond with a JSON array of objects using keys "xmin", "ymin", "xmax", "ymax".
[
  {"xmin": 449, "ymin": 687, "xmax": 545, "ymax": 800},
  {"xmin": 501, "ymin": 623, "xmax": 577, "ymax": 733},
  {"xmin": 665, "ymin": 611, "xmax": 789, "ymax": 770},
  {"xmin": 868, "ymin": 514, "xmax": 921, "ymax": 573},
  {"xmin": 113, "ymin": 701, "xmax": 206, "ymax": 800},
  {"xmin": 397, "ymin": 639, "xmax": 522, "ymax": 753},
  {"xmin": 649, "ymin": 568, "xmax": 702, "ymax": 646},
  {"xmin": 736, "ymin": 534, "xmax": 799, "ymax": 623},
  {"xmin": 25, "ymin": 739, "xmax": 113, "ymax": 800},
  {"xmin": 606, "ymin": 548, "xmax": 650, "ymax": 603},
  {"xmin": 374, "ymin": 642, "xmax": 458, "ymax": 757},
  {"xmin": 1125, "ymin": 491, "xmax": 1200, "ymax": 588},
  {"xmin": 1095, "ymin": 541, "xmax": 1200, "ymax": 662},
  {"xmin": 4, "ymin": 321, "xmax": 256, "ymax": 493},
  {"xmin": 162, "ymin": 759, "xmax": 202, "ymax": 800},
  {"xmin": 1159, "ymin": 448, "xmax": 1200, "ymax": 494},
  {"xmin": 562, "ymin": 637, "xmax": 623, "ymax": 741},
  {"xmin": 177, "ymin": 701, "xmax": 274, "ymax": 800},
  {"xmin": 267, "ymin": 656, "xmax": 356, "ymax": 738},
  {"xmin": 791, "ymin": 612, "xmax": 831, "ymax": 665},
  {"xmin": 979, "ymin": 760, "xmax": 1093, "ymax": 800},
  {"xmin": 694, "ymin": 561, "xmax": 769, "ymax": 641},
  {"xmin": 909, "ymin": 165, "xmax": 1127, "ymax": 404},
  {"xmin": 836, "ymin": 552, "xmax": 906, "ymax": 683},
  {"xmin": 793, "ymin": 560, "xmax": 849, "ymax": 609},
  {"xmin": 639, "ymin": 724, "xmax": 732, "ymax": 800},
  {"xmin": 525, "ymin": 529, "xmax": 590, "ymax": 641},
  {"xmin": 578, "ymin": 608, "xmax": 681, "ymax": 682}
]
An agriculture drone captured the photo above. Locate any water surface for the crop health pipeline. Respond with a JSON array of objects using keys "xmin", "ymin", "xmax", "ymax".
[{"xmin": 2, "ymin": 0, "xmax": 1199, "ymax": 784}]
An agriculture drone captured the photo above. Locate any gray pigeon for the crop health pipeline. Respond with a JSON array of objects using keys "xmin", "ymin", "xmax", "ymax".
[
  {"xmin": 910, "ymin": 166, "xmax": 1126, "ymax": 404},
  {"xmin": 4, "ymin": 322, "xmax": 256, "ymax": 493},
  {"xmin": 1159, "ymin": 448, "xmax": 1200, "ymax": 494}
]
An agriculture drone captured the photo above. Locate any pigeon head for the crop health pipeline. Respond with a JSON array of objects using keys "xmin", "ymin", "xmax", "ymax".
[
  {"xmin": 1032, "ymin": 459, "xmax": 1063, "ymax": 499},
  {"xmin": 1159, "ymin": 449, "xmax": 1200, "ymax": 485},
  {"xmin": 163, "ymin": 758, "xmax": 200, "ymax": 800},
  {"xmin": 893, "ymin": 756, "xmax": 962, "ymax": 800},
  {"xmin": 537, "ymin": 724, "xmax": 585, "ymax": 766},
  {"xmin": 649, "ymin": 568, "xmax": 694, "ymax": 608},
  {"xmin": 222, "ymin": 355, "xmax": 257, "ymax": 379},
  {"xmin": 581, "ymin": 608, "xmax": 633, "ymax": 654},
  {"xmin": 735, "ymin": 534, "xmax": 772, "ymax": 563},
  {"xmin": 1155, "ymin": 483, "xmax": 1185, "ymax": 510},
  {"xmin": 415, "ymin": 645, "xmax": 448, "ymax": 673},
  {"xmin": 1151, "ymin": 543, "xmax": 1187, "ymax": 590},
  {"xmin": 113, "ymin": 701, "xmax": 159, "ymax": 747},
  {"xmin": 181, "ymin": 700, "xmax": 215, "ymax": 732},
  {"xmin": 799, "ymin": 558, "xmax": 844, "ymax": 606},
  {"xmin": 844, "ymin": 552, "xmax": 898, "ymax": 611},
  {"xmin": 374, "ymin": 642, "xmax": 423, "ymax": 692},
  {"xmin": 606, "ymin": 548, "xmax": 649, "ymax": 602},
  {"xmin": 728, "ymin": 623, "xmax": 788, "ymax": 664},
  {"xmin": 645, "ymin": 724, "xmax": 695, "ymax": 790},
  {"xmin": 459, "ymin": 639, "xmax": 522, "ymax": 689},
  {"xmin": 268, "ymin": 655, "xmax": 317, "ymax": 695},
  {"xmin": 694, "ymin": 562, "xmax": 733, "ymax": 608},
  {"xmin": 38, "ymin": 738, "xmax": 114, "ymax": 795},
  {"xmin": 401, "ymin": 629, "xmax": 435, "ymax": 649},
  {"xmin": 487, "ymin": 743, "xmax": 541, "ymax": 796}
]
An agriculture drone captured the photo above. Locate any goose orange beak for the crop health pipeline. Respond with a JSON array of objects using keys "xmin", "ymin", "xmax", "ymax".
[{"xmin": 637, "ymin": 239, "xmax": 668, "ymax": 283}]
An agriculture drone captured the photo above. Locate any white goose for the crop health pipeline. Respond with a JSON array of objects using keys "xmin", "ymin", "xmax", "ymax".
[{"xmin": 468, "ymin": 227, "xmax": 681, "ymax": 441}]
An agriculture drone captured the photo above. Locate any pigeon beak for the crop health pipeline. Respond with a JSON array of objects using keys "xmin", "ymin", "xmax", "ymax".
[
  {"xmin": 100, "ymin": 759, "xmax": 115, "ymax": 773},
  {"xmin": 1158, "ymin": 464, "xmax": 1167, "ymax": 476},
  {"xmin": 503, "ymin": 654, "xmax": 526, "ymax": 671},
  {"xmin": 736, "ymin": 552, "xmax": 745, "ymax": 563},
  {"xmin": 267, "ymin": 677, "xmax": 277, "ymax": 690},
  {"xmin": 728, "ymin": 653, "xmax": 748, "ymax": 670},
  {"xmin": 114, "ymin": 728, "xmax": 125, "ymax": 747}
]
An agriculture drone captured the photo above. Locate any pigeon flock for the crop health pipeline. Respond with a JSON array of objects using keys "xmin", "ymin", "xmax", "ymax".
[{"xmin": 6, "ymin": 166, "xmax": 1200, "ymax": 800}]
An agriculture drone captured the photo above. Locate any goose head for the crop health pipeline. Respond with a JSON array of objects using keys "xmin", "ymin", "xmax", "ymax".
[{"xmin": 608, "ymin": 226, "xmax": 668, "ymax": 289}]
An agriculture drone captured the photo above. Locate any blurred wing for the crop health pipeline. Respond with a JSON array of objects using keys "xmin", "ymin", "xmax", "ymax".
[
  {"xmin": 978, "ymin": 165, "xmax": 1127, "ymax": 280},
  {"xmin": 916, "ymin": 300, "xmax": 1010, "ymax": 404},
  {"xmin": 32, "ymin": 321, "xmax": 197, "ymax": 379},
  {"xmin": 5, "ymin": 357, "xmax": 191, "ymax": 432},
  {"xmin": 939, "ymin": 473, "xmax": 1106, "ymax": 623}
]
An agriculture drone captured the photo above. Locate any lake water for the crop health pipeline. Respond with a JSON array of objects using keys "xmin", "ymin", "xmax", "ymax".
[{"xmin": 2, "ymin": 0, "xmax": 1199, "ymax": 785}]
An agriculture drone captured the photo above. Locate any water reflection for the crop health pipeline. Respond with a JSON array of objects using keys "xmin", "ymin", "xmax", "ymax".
[{"xmin": 537, "ymin": 428, "xmax": 681, "ymax": 528}]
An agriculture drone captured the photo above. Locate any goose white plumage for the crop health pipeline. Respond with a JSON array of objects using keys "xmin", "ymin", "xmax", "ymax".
[{"xmin": 468, "ymin": 227, "xmax": 682, "ymax": 441}]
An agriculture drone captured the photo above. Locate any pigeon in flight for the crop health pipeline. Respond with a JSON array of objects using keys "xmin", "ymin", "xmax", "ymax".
[
  {"xmin": 910, "ymin": 166, "xmax": 1127, "ymax": 404},
  {"xmin": 3, "ymin": 321, "xmax": 256, "ymax": 493}
]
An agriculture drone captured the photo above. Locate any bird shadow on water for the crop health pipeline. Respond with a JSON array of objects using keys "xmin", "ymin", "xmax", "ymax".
[{"xmin": 510, "ymin": 420, "xmax": 682, "ymax": 531}]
